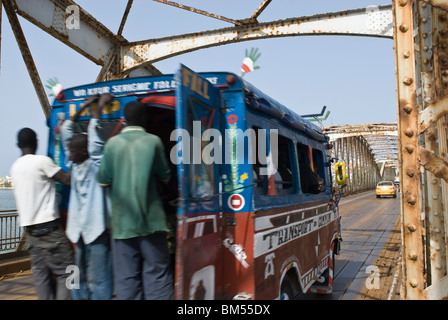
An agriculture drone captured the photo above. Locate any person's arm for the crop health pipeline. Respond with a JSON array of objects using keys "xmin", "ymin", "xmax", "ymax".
[
  {"xmin": 71, "ymin": 94, "xmax": 100, "ymax": 122},
  {"xmin": 41, "ymin": 156, "xmax": 71, "ymax": 186},
  {"xmin": 88, "ymin": 93, "xmax": 113, "ymax": 162},
  {"xmin": 93, "ymin": 93, "xmax": 112, "ymax": 119},
  {"xmin": 97, "ymin": 142, "xmax": 113, "ymax": 187},
  {"xmin": 60, "ymin": 95, "xmax": 100, "ymax": 162},
  {"xmin": 52, "ymin": 169, "xmax": 71, "ymax": 186},
  {"xmin": 153, "ymin": 137, "xmax": 172, "ymax": 184}
]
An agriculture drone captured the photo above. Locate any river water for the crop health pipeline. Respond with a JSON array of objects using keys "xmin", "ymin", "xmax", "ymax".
[{"xmin": 0, "ymin": 189, "xmax": 16, "ymax": 211}]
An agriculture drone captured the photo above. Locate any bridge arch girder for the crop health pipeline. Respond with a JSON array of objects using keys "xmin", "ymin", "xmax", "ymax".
[{"xmin": 120, "ymin": 4, "xmax": 393, "ymax": 75}]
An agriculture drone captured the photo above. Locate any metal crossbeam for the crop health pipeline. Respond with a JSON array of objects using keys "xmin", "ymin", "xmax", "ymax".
[
  {"xmin": 14, "ymin": 0, "xmax": 120, "ymax": 66},
  {"xmin": 120, "ymin": 5, "xmax": 393, "ymax": 74}
]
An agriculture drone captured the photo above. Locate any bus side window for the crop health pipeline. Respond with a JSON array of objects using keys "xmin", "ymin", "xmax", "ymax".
[
  {"xmin": 297, "ymin": 143, "xmax": 321, "ymax": 194},
  {"xmin": 252, "ymin": 126, "xmax": 267, "ymax": 195},
  {"xmin": 312, "ymin": 148, "xmax": 326, "ymax": 192},
  {"xmin": 275, "ymin": 135, "xmax": 294, "ymax": 195}
]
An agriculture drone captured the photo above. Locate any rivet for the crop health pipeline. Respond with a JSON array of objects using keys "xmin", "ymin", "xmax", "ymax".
[
  {"xmin": 403, "ymin": 51, "xmax": 411, "ymax": 58},
  {"xmin": 409, "ymin": 280, "xmax": 418, "ymax": 288},
  {"xmin": 403, "ymin": 77, "xmax": 413, "ymax": 86},
  {"xmin": 433, "ymin": 211, "xmax": 439, "ymax": 216},
  {"xmin": 398, "ymin": 0, "xmax": 407, "ymax": 6},
  {"xmin": 442, "ymin": 70, "xmax": 448, "ymax": 76},
  {"xmin": 422, "ymin": 33, "xmax": 428, "ymax": 39},
  {"xmin": 407, "ymin": 224, "xmax": 417, "ymax": 232},
  {"xmin": 434, "ymin": 228, "xmax": 440, "ymax": 233},
  {"xmin": 403, "ymin": 104, "xmax": 412, "ymax": 114},
  {"xmin": 423, "ymin": 45, "xmax": 429, "ymax": 51},
  {"xmin": 404, "ymin": 128, "xmax": 414, "ymax": 137},
  {"xmin": 405, "ymin": 144, "xmax": 414, "ymax": 154},
  {"xmin": 407, "ymin": 195, "xmax": 417, "ymax": 205},
  {"xmin": 435, "ymin": 246, "xmax": 441, "ymax": 251},
  {"xmin": 440, "ymin": 15, "xmax": 447, "ymax": 22},
  {"xmin": 400, "ymin": 24, "xmax": 409, "ymax": 33},
  {"xmin": 427, "ymin": 133, "xmax": 436, "ymax": 142},
  {"xmin": 435, "ymin": 264, "xmax": 442, "ymax": 270},
  {"xmin": 422, "ymin": 18, "xmax": 428, "ymax": 24},
  {"xmin": 406, "ymin": 168, "xmax": 415, "ymax": 178},
  {"xmin": 423, "ymin": 59, "xmax": 430, "ymax": 65},
  {"xmin": 408, "ymin": 253, "xmax": 418, "ymax": 261},
  {"xmin": 432, "ymin": 194, "xmax": 439, "ymax": 200}
]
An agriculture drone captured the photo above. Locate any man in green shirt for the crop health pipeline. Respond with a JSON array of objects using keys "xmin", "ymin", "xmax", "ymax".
[{"xmin": 97, "ymin": 100, "xmax": 173, "ymax": 300}]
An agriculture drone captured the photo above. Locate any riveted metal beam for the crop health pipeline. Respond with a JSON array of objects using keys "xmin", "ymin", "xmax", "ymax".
[
  {"xmin": 421, "ymin": 0, "xmax": 448, "ymax": 11},
  {"xmin": 117, "ymin": 0, "xmax": 133, "ymax": 36},
  {"xmin": 416, "ymin": 1, "xmax": 447, "ymax": 285},
  {"xmin": 14, "ymin": 0, "xmax": 121, "ymax": 66},
  {"xmin": 121, "ymin": 5, "xmax": 393, "ymax": 74},
  {"xmin": 419, "ymin": 95, "xmax": 448, "ymax": 132},
  {"xmin": 393, "ymin": 0, "xmax": 425, "ymax": 299},
  {"xmin": 153, "ymin": 0, "xmax": 244, "ymax": 26},
  {"xmin": 13, "ymin": 0, "xmax": 161, "ymax": 80},
  {"xmin": 419, "ymin": 146, "xmax": 448, "ymax": 182},
  {"xmin": 251, "ymin": 0, "xmax": 272, "ymax": 21}
]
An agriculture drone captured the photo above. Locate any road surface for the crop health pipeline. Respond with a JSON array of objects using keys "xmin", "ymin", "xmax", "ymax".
[{"xmin": 300, "ymin": 190, "xmax": 402, "ymax": 300}]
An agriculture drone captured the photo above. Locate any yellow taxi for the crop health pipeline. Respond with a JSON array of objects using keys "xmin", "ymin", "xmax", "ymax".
[{"xmin": 376, "ymin": 181, "xmax": 397, "ymax": 198}]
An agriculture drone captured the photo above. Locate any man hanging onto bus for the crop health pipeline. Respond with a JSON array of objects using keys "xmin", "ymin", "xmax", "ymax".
[
  {"xmin": 60, "ymin": 93, "xmax": 113, "ymax": 300},
  {"xmin": 97, "ymin": 100, "xmax": 174, "ymax": 300}
]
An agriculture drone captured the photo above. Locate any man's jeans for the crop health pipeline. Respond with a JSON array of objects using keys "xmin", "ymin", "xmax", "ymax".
[
  {"xmin": 112, "ymin": 232, "xmax": 174, "ymax": 300},
  {"xmin": 26, "ymin": 227, "xmax": 74, "ymax": 300},
  {"xmin": 72, "ymin": 231, "xmax": 113, "ymax": 300}
]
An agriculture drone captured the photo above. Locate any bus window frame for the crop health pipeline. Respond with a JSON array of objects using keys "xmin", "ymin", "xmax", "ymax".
[{"xmin": 246, "ymin": 109, "xmax": 331, "ymax": 210}]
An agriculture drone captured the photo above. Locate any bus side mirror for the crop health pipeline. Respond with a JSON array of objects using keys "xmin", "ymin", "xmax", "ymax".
[{"xmin": 335, "ymin": 161, "xmax": 347, "ymax": 186}]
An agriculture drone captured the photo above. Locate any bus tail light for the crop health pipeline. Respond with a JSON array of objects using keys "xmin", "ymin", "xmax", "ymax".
[{"xmin": 56, "ymin": 92, "xmax": 65, "ymax": 102}]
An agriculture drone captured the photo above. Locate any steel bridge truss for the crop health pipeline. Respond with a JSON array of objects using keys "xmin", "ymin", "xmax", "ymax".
[
  {"xmin": 1, "ymin": 0, "xmax": 448, "ymax": 299},
  {"xmin": 393, "ymin": 0, "xmax": 448, "ymax": 300},
  {"xmin": 324, "ymin": 123, "xmax": 398, "ymax": 195}
]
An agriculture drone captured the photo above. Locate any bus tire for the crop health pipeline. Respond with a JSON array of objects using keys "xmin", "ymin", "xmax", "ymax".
[{"xmin": 280, "ymin": 276, "xmax": 295, "ymax": 300}]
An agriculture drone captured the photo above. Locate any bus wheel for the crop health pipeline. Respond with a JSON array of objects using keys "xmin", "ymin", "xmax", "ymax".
[{"xmin": 280, "ymin": 276, "xmax": 295, "ymax": 300}]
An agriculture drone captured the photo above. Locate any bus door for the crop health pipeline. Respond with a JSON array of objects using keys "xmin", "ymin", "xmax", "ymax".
[{"xmin": 174, "ymin": 65, "xmax": 224, "ymax": 299}]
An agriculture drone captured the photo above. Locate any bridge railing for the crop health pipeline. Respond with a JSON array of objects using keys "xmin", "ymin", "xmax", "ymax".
[{"xmin": 0, "ymin": 210, "xmax": 25, "ymax": 253}]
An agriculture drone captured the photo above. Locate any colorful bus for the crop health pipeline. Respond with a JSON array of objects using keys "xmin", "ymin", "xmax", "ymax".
[{"xmin": 47, "ymin": 65, "xmax": 342, "ymax": 300}]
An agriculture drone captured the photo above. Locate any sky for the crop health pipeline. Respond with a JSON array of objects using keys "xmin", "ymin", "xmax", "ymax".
[{"xmin": 0, "ymin": 0, "xmax": 395, "ymax": 177}]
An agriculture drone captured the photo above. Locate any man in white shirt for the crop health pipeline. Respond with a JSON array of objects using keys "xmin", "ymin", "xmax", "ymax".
[{"xmin": 10, "ymin": 127, "xmax": 74, "ymax": 300}]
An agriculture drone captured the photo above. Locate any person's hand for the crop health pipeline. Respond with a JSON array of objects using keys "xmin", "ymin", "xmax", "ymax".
[
  {"xmin": 98, "ymin": 93, "xmax": 114, "ymax": 107},
  {"xmin": 94, "ymin": 93, "xmax": 114, "ymax": 119},
  {"xmin": 71, "ymin": 94, "xmax": 100, "ymax": 121}
]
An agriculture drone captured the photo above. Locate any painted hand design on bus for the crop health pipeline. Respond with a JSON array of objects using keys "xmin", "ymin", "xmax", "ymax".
[
  {"xmin": 240, "ymin": 47, "xmax": 261, "ymax": 75},
  {"xmin": 45, "ymin": 77, "xmax": 63, "ymax": 97}
]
